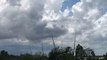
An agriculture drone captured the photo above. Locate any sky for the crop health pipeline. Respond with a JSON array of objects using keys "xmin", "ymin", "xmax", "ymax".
[
  {"xmin": 0, "ymin": 0, "xmax": 107, "ymax": 55},
  {"xmin": 61, "ymin": 0, "xmax": 79, "ymax": 11}
]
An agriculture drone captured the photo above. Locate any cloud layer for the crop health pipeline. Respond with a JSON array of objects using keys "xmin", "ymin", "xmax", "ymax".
[
  {"xmin": 0, "ymin": 0, "xmax": 107, "ymax": 55},
  {"xmin": 0, "ymin": 0, "xmax": 66, "ymax": 41}
]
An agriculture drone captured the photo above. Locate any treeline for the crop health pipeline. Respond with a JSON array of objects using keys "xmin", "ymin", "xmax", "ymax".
[{"xmin": 0, "ymin": 44, "xmax": 107, "ymax": 60}]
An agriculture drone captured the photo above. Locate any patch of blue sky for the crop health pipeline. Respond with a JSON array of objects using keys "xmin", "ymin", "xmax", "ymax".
[
  {"xmin": 103, "ymin": 8, "xmax": 107, "ymax": 12},
  {"xmin": 61, "ymin": 0, "xmax": 80, "ymax": 16},
  {"xmin": 61, "ymin": 0, "xmax": 80, "ymax": 12}
]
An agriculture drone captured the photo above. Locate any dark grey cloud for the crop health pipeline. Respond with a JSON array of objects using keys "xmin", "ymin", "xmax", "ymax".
[
  {"xmin": 0, "ymin": 0, "xmax": 107, "ymax": 55},
  {"xmin": 0, "ymin": 0, "xmax": 66, "ymax": 41},
  {"xmin": 0, "ymin": 39, "xmax": 54, "ymax": 55},
  {"xmin": 7, "ymin": 0, "xmax": 21, "ymax": 6}
]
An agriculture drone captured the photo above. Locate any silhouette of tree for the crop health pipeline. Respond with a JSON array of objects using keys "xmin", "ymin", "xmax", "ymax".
[
  {"xmin": 76, "ymin": 44, "xmax": 86, "ymax": 60},
  {"xmin": 0, "ymin": 46, "xmax": 105, "ymax": 60},
  {"xmin": 20, "ymin": 54, "xmax": 34, "ymax": 60},
  {"xmin": 104, "ymin": 53, "xmax": 107, "ymax": 60},
  {"xmin": 84, "ymin": 48, "xmax": 96, "ymax": 60},
  {"xmin": 0, "ymin": 50, "xmax": 8, "ymax": 56},
  {"xmin": 0, "ymin": 50, "xmax": 9, "ymax": 60},
  {"xmin": 85, "ymin": 48, "xmax": 95, "ymax": 56},
  {"xmin": 48, "ymin": 47, "xmax": 74, "ymax": 60}
]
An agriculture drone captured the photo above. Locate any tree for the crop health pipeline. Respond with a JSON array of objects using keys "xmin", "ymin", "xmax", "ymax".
[
  {"xmin": 48, "ymin": 47, "xmax": 61, "ymax": 60},
  {"xmin": 104, "ymin": 53, "xmax": 107, "ymax": 60},
  {"xmin": 0, "ymin": 50, "xmax": 8, "ymax": 56},
  {"xmin": 84, "ymin": 48, "xmax": 95, "ymax": 60},
  {"xmin": 76, "ymin": 44, "xmax": 85, "ymax": 60},
  {"xmin": 0, "ymin": 50, "xmax": 9, "ymax": 60},
  {"xmin": 48, "ymin": 47, "xmax": 74, "ymax": 60},
  {"xmin": 85, "ymin": 48, "xmax": 95, "ymax": 56},
  {"xmin": 63, "ymin": 47, "xmax": 74, "ymax": 60}
]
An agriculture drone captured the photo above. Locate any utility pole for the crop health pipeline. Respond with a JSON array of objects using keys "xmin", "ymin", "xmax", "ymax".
[
  {"xmin": 41, "ymin": 42, "xmax": 44, "ymax": 55},
  {"xmin": 41, "ymin": 42, "xmax": 44, "ymax": 60},
  {"xmin": 29, "ymin": 47, "xmax": 32, "ymax": 55},
  {"xmin": 61, "ymin": 40, "xmax": 63, "ymax": 48},
  {"xmin": 74, "ymin": 30, "xmax": 76, "ymax": 60},
  {"xmin": 51, "ymin": 31, "xmax": 56, "ymax": 49}
]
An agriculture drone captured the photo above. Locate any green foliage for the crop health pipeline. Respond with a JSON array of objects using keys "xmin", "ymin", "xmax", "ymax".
[
  {"xmin": 76, "ymin": 44, "xmax": 86, "ymax": 57},
  {"xmin": 75, "ymin": 44, "xmax": 97, "ymax": 60},
  {"xmin": 104, "ymin": 53, "xmax": 107, "ymax": 60},
  {"xmin": 20, "ymin": 54, "xmax": 34, "ymax": 60},
  {"xmin": 0, "ymin": 50, "xmax": 9, "ymax": 60},
  {"xmin": 48, "ymin": 47, "xmax": 74, "ymax": 60},
  {"xmin": 0, "ymin": 45, "xmax": 105, "ymax": 60},
  {"xmin": 75, "ymin": 44, "xmax": 86, "ymax": 60}
]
